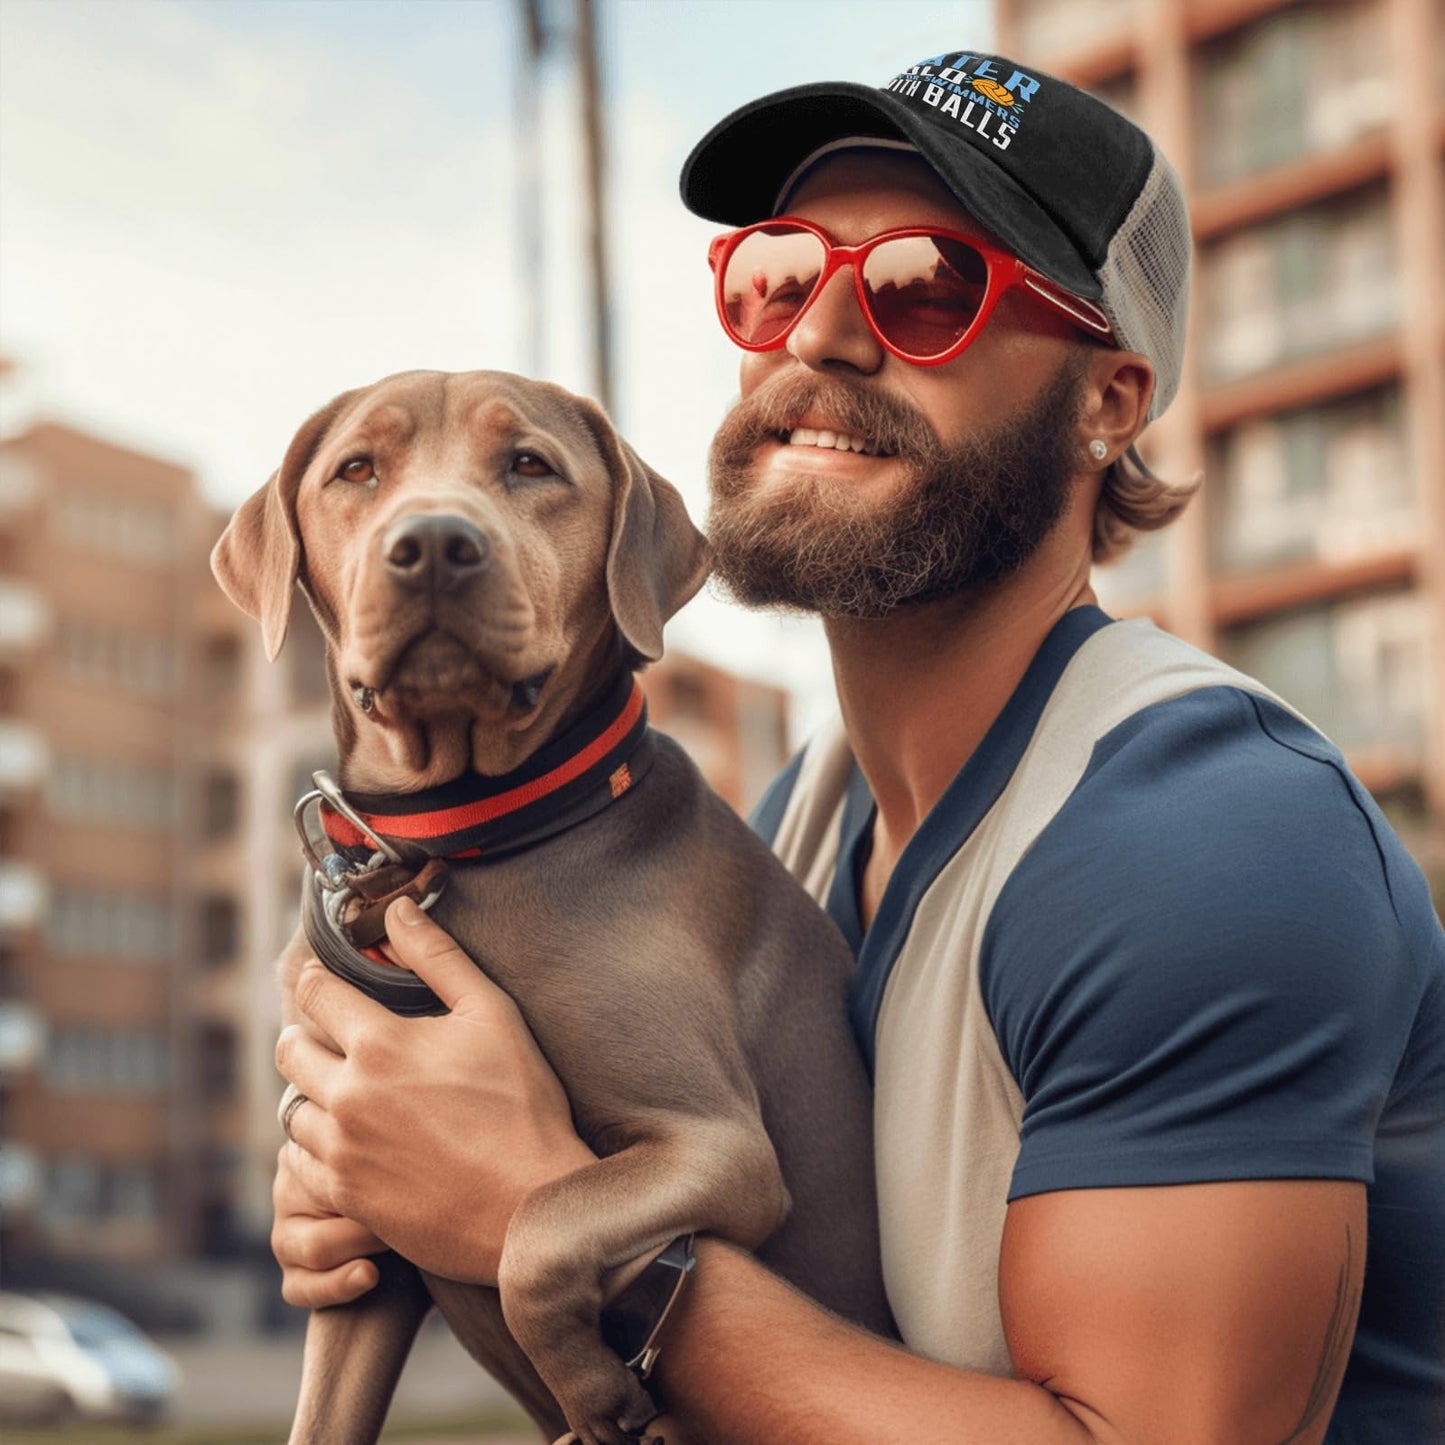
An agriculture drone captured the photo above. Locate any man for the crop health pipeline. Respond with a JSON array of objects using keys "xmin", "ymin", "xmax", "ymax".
[{"xmin": 273, "ymin": 52, "xmax": 1445, "ymax": 1443}]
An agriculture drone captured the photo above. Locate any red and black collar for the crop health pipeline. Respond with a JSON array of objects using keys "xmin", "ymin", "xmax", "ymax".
[{"xmin": 319, "ymin": 672, "xmax": 652, "ymax": 861}]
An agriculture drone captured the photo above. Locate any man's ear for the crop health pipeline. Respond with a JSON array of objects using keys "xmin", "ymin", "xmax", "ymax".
[
  {"xmin": 575, "ymin": 396, "xmax": 711, "ymax": 664},
  {"xmin": 210, "ymin": 390, "xmax": 356, "ymax": 661},
  {"xmin": 1081, "ymin": 348, "xmax": 1155, "ymax": 463}
]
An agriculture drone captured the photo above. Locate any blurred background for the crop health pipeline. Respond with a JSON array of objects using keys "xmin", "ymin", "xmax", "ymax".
[{"xmin": 0, "ymin": 0, "xmax": 1441, "ymax": 1438}]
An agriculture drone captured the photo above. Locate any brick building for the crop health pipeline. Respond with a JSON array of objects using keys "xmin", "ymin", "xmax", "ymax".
[
  {"xmin": 0, "ymin": 421, "xmax": 254, "ymax": 1291},
  {"xmin": 994, "ymin": 0, "xmax": 1445, "ymax": 898}
]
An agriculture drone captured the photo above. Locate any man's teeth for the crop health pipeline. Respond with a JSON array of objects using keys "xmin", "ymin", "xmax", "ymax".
[{"xmin": 783, "ymin": 427, "xmax": 878, "ymax": 455}]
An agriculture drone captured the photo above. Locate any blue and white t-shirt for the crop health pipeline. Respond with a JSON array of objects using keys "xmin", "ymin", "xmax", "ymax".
[{"xmin": 752, "ymin": 606, "xmax": 1445, "ymax": 1444}]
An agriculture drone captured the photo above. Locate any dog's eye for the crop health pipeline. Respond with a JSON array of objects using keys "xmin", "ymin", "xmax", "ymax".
[
  {"xmin": 511, "ymin": 452, "xmax": 556, "ymax": 480},
  {"xmin": 337, "ymin": 457, "xmax": 376, "ymax": 485}
]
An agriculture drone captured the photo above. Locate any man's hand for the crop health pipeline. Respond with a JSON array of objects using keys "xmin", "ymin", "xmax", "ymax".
[
  {"xmin": 274, "ymin": 896, "xmax": 595, "ymax": 1285},
  {"xmin": 272, "ymin": 1141, "xmax": 387, "ymax": 1308}
]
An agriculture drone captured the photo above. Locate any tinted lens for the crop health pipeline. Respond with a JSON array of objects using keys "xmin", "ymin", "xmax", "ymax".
[
  {"xmin": 861, "ymin": 235, "xmax": 988, "ymax": 358},
  {"xmin": 720, "ymin": 226, "xmax": 826, "ymax": 347}
]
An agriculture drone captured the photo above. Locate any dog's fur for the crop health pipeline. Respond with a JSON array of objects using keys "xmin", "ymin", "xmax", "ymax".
[{"xmin": 213, "ymin": 371, "xmax": 891, "ymax": 1445}]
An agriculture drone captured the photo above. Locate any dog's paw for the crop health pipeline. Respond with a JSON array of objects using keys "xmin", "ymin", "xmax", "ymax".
[{"xmin": 554, "ymin": 1364, "xmax": 660, "ymax": 1445}]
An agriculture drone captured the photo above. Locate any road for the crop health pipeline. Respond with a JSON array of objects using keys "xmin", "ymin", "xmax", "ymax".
[{"xmin": 162, "ymin": 1318, "xmax": 536, "ymax": 1439}]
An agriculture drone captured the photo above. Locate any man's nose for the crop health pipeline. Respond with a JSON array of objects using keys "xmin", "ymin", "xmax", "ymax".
[
  {"xmin": 382, "ymin": 513, "xmax": 490, "ymax": 593},
  {"xmin": 785, "ymin": 266, "xmax": 885, "ymax": 374}
]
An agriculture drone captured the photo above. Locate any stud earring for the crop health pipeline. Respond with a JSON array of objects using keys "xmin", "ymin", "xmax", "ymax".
[{"xmin": 1089, "ymin": 439, "xmax": 1109, "ymax": 461}]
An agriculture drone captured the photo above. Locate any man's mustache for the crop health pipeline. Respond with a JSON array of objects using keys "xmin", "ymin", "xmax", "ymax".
[{"xmin": 710, "ymin": 374, "xmax": 943, "ymax": 474}]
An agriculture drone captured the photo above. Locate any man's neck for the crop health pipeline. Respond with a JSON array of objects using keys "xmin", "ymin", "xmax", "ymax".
[{"xmin": 825, "ymin": 540, "xmax": 1097, "ymax": 926}]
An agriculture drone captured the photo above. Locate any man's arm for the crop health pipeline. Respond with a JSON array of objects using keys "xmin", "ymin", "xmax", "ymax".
[
  {"xmin": 275, "ymin": 902, "xmax": 1365, "ymax": 1441},
  {"xmin": 655, "ymin": 1180, "xmax": 1363, "ymax": 1445}
]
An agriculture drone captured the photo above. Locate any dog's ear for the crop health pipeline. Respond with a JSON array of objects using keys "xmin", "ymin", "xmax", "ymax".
[
  {"xmin": 210, "ymin": 391, "xmax": 354, "ymax": 661},
  {"xmin": 578, "ymin": 399, "xmax": 711, "ymax": 664},
  {"xmin": 609, "ymin": 447, "xmax": 712, "ymax": 662}
]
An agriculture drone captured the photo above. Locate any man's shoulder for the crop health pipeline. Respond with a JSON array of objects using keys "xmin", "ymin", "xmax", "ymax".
[
  {"xmin": 1035, "ymin": 678, "xmax": 1410, "ymax": 913},
  {"xmin": 980, "ymin": 678, "xmax": 1444, "ymax": 1125},
  {"xmin": 991, "ymin": 678, "xmax": 1422, "ymax": 956}
]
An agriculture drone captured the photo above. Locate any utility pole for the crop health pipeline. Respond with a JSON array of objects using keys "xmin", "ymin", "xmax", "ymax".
[
  {"xmin": 514, "ymin": 0, "xmax": 546, "ymax": 377},
  {"xmin": 575, "ymin": 0, "xmax": 613, "ymax": 411}
]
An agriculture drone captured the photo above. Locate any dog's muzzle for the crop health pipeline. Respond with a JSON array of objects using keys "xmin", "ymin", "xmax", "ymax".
[{"xmin": 383, "ymin": 513, "xmax": 490, "ymax": 595}]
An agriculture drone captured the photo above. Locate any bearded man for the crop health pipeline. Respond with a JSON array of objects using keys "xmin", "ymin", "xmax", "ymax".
[{"xmin": 272, "ymin": 51, "xmax": 1445, "ymax": 1444}]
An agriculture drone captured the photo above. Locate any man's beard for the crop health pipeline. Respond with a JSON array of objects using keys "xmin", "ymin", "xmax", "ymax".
[{"xmin": 706, "ymin": 354, "xmax": 1088, "ymax": 619}]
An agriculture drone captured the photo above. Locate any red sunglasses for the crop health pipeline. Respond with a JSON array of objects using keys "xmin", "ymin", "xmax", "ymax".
[{"xmin": 708, "ymin": 217, "xmax": 1113, "ymax": 366}]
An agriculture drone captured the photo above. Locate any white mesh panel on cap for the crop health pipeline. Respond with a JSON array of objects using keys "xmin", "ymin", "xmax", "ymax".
[{"xmin": 1097, "ymin": 145, "xmax": 1192, "ymax": 421}]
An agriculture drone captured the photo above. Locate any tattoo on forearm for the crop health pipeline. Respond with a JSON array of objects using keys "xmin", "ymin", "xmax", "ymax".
[{"xmin": 1278, "ymin": 1224, "xmax": 1361, "ymax": 1445}]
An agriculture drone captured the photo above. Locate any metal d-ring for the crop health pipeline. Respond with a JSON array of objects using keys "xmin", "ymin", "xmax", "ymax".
[
  {"xmin": 293, "ymin": 789, "xmax": 342, "ymax": 888},
  {"xmin": 292, "ymin": 772, "xmax": 407, "ymax": 893},
  {"xmin": 309, "ymin": 770, "xmax": 406, "ymax": 865}
]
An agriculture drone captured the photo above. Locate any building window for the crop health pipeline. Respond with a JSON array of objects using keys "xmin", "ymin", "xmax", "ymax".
[
  {"xmin": 54, "ymin": 619, "xmax": 178, "ymax": 696},
  {"xmin": 109, "ymin": 1162, "xmax": 160, "ymax": 1219},
  {"xmin": 198, "ymin": 896, "xmax": 239, "ymax": 966},
  {"xmin": 1200, "ymin": 186, "xmax": 1397, "ymax": 383},
  {"xmin": 46, "ymin": 886, "xmax": 176, "ymax": 962},
  {"xmin": 201, "ymin": 770, "xmax": 240, "ymax": 838},
  {"xmin": 1194, "ymin": 2, "xmax": 1392, "ymax": 188},
  {"xmin": 200, "ymin": 632, "xmax": 244, "ymax": 696},
  {"xmin": 43, "ymin": 1155, "xmax": 159, "ymax": 1222},
  {"xmin": 54, "ymin": 492, "xmax": 175, "ymax": 565},
  {"xmin": 43, "ymin": 1026, "xmax": 171, "ymax": 1093},
  {"xmin": 1208, "ymin": 386, "xmax": 1414, "ymax": 574},
  {"xmin": 45, "ymin": 1155, "xmax": 102, "ymax": 1219},
  {"xmin": 196, "ymin": 1021, "xmax": 238, "ymax": 1101},
  {"xmin": 48, "ymin": 754, "xmax": 176, "ymax": 830}
]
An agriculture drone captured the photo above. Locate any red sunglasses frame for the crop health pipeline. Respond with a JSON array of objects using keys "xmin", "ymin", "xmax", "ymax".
[{"xmin": 707, "ymin": 216, "xmax": 1114, "ymax": 366}]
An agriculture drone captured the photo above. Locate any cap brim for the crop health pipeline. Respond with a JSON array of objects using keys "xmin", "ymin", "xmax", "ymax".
[{"xmin": 680, "ymin": 82, "xmax": 1102, "ymax": 301}]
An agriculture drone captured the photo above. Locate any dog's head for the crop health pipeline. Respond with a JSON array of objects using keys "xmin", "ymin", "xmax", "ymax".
[{"xmin": 212, "ymin": 370, "xmax": 710, "ymax": 779}]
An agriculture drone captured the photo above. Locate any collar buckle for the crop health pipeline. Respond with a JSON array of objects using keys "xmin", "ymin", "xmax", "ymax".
[{"xmin": 294, "ymin": 771, "xmax": 449, "ymax": 951}]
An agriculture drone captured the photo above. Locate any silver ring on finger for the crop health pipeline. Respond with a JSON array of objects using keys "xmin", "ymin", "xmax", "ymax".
[{"xmin": 279, "ymin": 1088, "xmax": 309, "ymax": 1142}]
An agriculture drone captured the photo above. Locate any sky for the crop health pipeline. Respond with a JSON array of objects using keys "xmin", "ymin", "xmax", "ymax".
[{"xmin": 0, "ymin": 0, "xmax": 992, "ymax": 736}]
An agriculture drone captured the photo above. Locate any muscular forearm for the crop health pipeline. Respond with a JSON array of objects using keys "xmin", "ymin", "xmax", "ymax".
[{"xmin": 654, "ymin": 1242, "xmax": 1097, "ymax": 1445}]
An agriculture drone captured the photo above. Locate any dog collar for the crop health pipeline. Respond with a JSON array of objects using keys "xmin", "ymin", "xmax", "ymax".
[
  {"xmin": 293, "ymin": 675, "xmax": 654, "ymax": 1009},
  {"xmin": 315, "ymin": 672, "xmax": 652, "ymax": 861}
]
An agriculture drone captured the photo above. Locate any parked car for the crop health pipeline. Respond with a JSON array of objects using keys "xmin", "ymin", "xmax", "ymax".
[{"xmin": 0, "ymin": 1291, "xmax": 180, "ymax": 1424}]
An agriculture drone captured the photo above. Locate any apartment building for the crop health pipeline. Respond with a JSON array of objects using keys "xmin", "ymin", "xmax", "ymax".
[
  {"xmin": 0, "ymin": 421, "xmax": 255, "ymax": 1288},
  {"xmin": 994, "ymin": 0, "xmax": 1445, "ymax": 893}
]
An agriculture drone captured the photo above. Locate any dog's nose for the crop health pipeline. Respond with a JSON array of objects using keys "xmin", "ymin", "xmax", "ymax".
[{"xmin": 382, "ymin": 514, "xmax": 490, "ymax": 593}]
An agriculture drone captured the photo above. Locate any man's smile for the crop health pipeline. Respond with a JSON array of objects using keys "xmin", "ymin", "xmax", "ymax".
[{"xmin": 777, "ymin": 425, "xmax": 897, "ymax": 458}]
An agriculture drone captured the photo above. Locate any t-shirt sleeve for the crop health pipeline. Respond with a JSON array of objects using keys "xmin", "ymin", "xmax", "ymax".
[{"xmin": 980, "ymin": 686, "xmax": 1420, "ymax": 1203}]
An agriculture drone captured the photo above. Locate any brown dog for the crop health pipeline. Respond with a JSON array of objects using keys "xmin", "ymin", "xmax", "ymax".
[{"xmin": 212, "ymin": 370, "xmax": 891, "ymax": 1445}]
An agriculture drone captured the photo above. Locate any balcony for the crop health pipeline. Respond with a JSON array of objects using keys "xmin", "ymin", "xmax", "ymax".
[
  {"xmin": 1207, "ymin": 383, "xmax": 1417, "ymax": 578},
  {"xmin": 0, "ymin": 721, "xmax": 48, "ymax": 796},
  {"xmin": 0, "ymin": 1142, "xmax": 42, "ymax": 1212},
  {"xmin": 0, "ymin": 861, "xmax": 46, "ymax": 933},
  {"xmin": 0, "ymin": 580, "xmax": 49, "ymax": 655},
  {"xmin": 0, "ymin": 1000, "xmax": 45, "ymax": 1073},
  {"xmin": 1193, "ymin": 0, "xmax": 1393, "ymax": 193}
]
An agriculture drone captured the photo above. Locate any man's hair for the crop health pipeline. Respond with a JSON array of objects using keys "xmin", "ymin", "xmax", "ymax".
[{"xmin": 1093, "ymin": 446, "xmax": 1200, "ymax": 564}]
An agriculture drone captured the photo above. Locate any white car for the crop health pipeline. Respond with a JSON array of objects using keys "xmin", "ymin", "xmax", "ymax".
[{"xmin": 0, "ymin": 1291, "xmax": 180, "ymax": 1424}]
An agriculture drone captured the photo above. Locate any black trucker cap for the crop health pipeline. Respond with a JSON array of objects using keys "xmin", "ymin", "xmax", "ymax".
[{"xmin": 680, "ymin": 52, "xmax": 1192, "ymax": 420}]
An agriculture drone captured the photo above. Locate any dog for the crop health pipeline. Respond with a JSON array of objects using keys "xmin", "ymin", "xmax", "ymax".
[{"xmin": 211, "ymin": 370, "xmax": 892, "ymax": 1445}]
